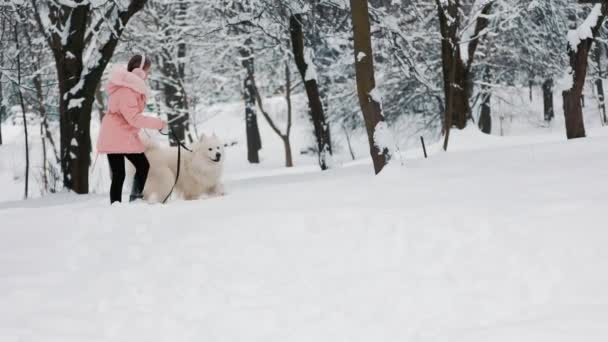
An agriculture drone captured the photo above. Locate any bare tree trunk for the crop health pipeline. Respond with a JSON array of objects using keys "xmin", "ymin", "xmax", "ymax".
[
  {"xmin": 594, "ymin": 44, "xmax": 607, "ymax": 124},
  {"xmin": 529, "ymin": 79, "xmax": 533, "ymax": 102},
  {"xmin": 161, "ymin": 58, "xmax": 191, "ymax": 145},
  {"xmin": 342, "ymin": 125, "xmax": 356, "ymax": 161},
  {"xmin": 596, "ymin": 78, "xmax": 607, "ymax": 124},
  {"xmin": 443, "ymin": 49, "xmax": 457, "ymax": 151},
  {"xmin": 40, "ymin": 118, "xmax": 48, "ymax": 192},
  {"xmin": 290, "ymin": 13, "xmax": 332, "ymax": 170},
  {"xmin": 32, "ymin": 75, "xmax": 49, "ymax": 191},
  {"xmin": 478, "ymin": 68, "xmax": 492, "ymax": 134},
  {"xmin": 542, "ymin": 78, "xmax": 554, "ymax": 122},
  {"xmin": 478, "ymin": 93, "xmax": 492, "ymax": 134},
  {"xmin": 282, "ymin": 136, "xmax": 293, "ymax": 168},
  {"xmin": 563, "ymin": 89, "xmax": 586, "ymax": 138},
  {"xmin": 48, "ymin": 5, "xmax": 93, "ymax": 194},
  {"xmin": 162, "ymin": 64, "xmax": 190, "ymax": 145},
  {"xmin": 32, "ymin": 75, "xmax": 59, "ymax": 191},
  {"xmin": 350, "ymin": 0, "xmax": 390, "ymax": 174},
  {"xmin": 14, "ymin": 22, "xmax": 29, "ymax": 199},
  {"xmin": 0, "ymin": 74, "xmax": 4, "ymax": 146},
  {"xmin": 437, "ymin": 0, "xmax": 463, "ymax": 132},
  {"xmin": 0, "ymin": 18, "xmax": 4, "ymax": 146},
  {"xmin": 55, "ymin": 55, "xmax": 95, "ymax": 194},
  {"xmin": 452, "ymin": 61, "xmax": 471, "ymax": 129},
  {"xmin": 562, "ymin": 3, "xmax": 607, "ymax": 139},
  {"xmin": 251, "ymin": 61, "xmax": 294, "ymax": 168},
  {"xmin": 239, "ymin": 40, "xmax": 262, "ymax": 164},
  {"xmin": 283, "ymin": 61, "xmax": 294, "ymax": 168},
  {"xmin": 22, "ymin": 21, "xmax": 51, "ymax": 192}
]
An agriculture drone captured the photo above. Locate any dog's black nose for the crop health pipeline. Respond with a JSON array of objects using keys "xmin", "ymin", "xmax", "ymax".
[{"xmin": 216, "ymin": 153, "xmax": 221, "ymax": 158}]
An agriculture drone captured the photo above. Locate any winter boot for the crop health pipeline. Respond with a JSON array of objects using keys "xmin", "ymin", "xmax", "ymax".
[{"xmin": 129, "ymin": 178, "xmax": 144, "ymax": 202}]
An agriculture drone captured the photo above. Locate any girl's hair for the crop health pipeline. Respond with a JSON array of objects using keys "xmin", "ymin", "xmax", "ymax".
[{"xmin": 127, "ymin": 54, "xmax": 152, "ymax": 72}]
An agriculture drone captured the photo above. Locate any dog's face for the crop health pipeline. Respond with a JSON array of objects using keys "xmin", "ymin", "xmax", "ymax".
[{"xmin": 193, "ymin": 134, "xmax": 225, "ymax": 166}]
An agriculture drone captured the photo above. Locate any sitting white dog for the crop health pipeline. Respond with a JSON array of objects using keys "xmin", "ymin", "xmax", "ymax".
[{"xmin": 142, "ymin": 133, "xmax": 225, "ymax": 202}]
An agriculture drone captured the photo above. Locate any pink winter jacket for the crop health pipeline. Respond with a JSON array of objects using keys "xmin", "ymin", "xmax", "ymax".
[{"xmin": 96, "ymin": 65, "xmax": 164, "ymax": 154}]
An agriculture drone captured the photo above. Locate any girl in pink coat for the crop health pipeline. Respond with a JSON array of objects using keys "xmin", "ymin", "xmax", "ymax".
[{"xmin": 97, "ymin": 55, "xmax": 167, "ymax": 204}]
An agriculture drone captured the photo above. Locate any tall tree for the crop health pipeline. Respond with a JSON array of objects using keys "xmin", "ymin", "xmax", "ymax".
[
  {"xmin": 252, "ymin": 60, "xmax": 294, "ymax": 167},
  {"xmin": 562, "ymin": 2, "xmax": 607, "ymax": 139},
  {"xmin": 542, "ymin": 79, "xmax": 555, "ymax": 122},
  {"xmin": 350, "ymin": 0, "xmax": 390, "ymax": 174},
  {"xmin": 435, "ymin": 0, "xmax": 493, "ymax": 132},
  {"xmin": 592, "ymin": 44, "xmax": 607, "ymax": 124},
  {"xmin": 152, "ymin": 0, "xmax": 194, "ymax": 146},
  {"xmin": 478, "ymin": 68, "xmax": 492, "ymax": 134},
  {"xmin": 0, "ymin": 57, "xmax": 4, "ymax": 147},
  {"xmin": 0, "ymin": 15, "xmax": 6, "ymax": 146},
  {"xmin": 0, "ymin": 74, "xmax": 4, "ymax": 146},
  {"xmin": 495, "ymin": 0, "xmax": 574, "ymax": 124},
  {"xmin": 290, "ymin": 13, "xmax": 332, "ymax": 170},
  {"xmin": 239, "ymin": 40, "xmax": 263, "ymax": 163},
  {"xmin": 30, "ymin": 0, "xmax": 147, "ymax": 194},
  {"xmin": 21, "ymin": 15, "xmax": 60, "ymax": 193},
  {"xmin": 13, "ymin": 21, "xmax": 30, "ymax": 199}
]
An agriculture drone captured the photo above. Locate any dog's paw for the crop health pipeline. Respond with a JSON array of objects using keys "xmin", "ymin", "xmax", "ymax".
[
  {"xmin": 210, "ymin": 184, "xmax": 226, "ymax": 197},
  {"xmin": 208, "ymin": 191, "xmax": 225, "ymax": 198}
]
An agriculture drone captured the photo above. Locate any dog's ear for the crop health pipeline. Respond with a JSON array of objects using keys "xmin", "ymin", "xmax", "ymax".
[{"xmin": 212, "ymin": 133, "xmax": 218, "ymax": 139}]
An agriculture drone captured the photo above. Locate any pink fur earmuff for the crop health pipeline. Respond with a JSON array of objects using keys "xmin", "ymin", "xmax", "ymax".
[{"xmin": 131, "ymin": 54, "xmax": 147, "ymax": 80}]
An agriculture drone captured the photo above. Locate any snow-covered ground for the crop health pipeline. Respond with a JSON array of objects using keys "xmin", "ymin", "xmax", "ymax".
[{"xmin": 1, "ymin": 84, "xmax": 608, "ymax": 341}]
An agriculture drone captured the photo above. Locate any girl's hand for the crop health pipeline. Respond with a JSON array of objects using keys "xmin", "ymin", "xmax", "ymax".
[{"xmin": 159, "ymin": 121, "xmax": 169, "ymax": 134}]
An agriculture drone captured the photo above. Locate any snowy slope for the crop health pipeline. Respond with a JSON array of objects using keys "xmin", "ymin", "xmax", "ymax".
[{"xmin": 1, "ymin": 127, "xmax": 608, "ymax": 341}]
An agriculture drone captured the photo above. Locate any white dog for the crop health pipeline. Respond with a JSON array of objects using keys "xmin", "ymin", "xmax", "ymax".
[{"xmin": 142, "ymin": 133, "xmax": 225, "ymax": 202}]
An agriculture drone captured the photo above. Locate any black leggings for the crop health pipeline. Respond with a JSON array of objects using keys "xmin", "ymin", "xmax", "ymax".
[{"xmin": 107, "ymin": 153, "xmax": 150, "ymax": 203}]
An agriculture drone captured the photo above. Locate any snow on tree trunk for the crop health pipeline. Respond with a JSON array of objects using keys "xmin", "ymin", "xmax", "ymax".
[
  {"xmin": 350, "ymin": 0, "xmax": 390, "ymax": 175},
  {"xmin": 289, "ymin": 14, "xmax": 332, "ymax": 171},
  {"xmin": 32, "ymin": 0, "xmax": 147, "ymax": 194},
  {"xmin": 239, "ymin": 42, "xmax": 262, "ymax": 164},
  {"xmin": 562, "ymin": 3, "xmax": 607, "ymax": 139}
]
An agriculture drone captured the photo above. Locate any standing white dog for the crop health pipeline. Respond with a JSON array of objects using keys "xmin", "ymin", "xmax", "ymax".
[{"xmin": 142, "ymin": 133, "xmax": 225, "ymax": 202}]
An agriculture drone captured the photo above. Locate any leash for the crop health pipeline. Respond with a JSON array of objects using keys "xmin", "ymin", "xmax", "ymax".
[{"xmin": 158, "ymin": 128, "xmax": 192, "ymax": 204}]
